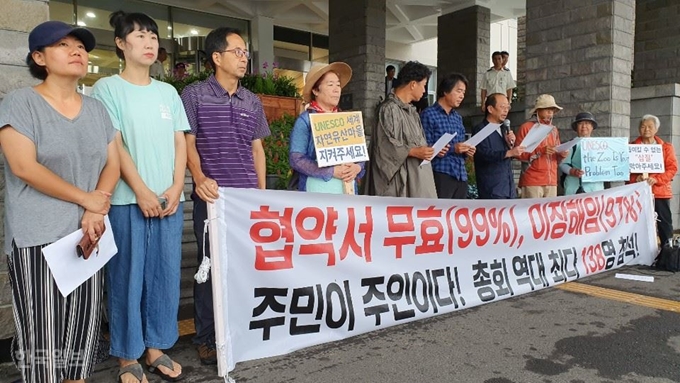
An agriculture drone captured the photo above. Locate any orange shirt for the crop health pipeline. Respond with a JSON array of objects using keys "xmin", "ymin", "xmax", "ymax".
[
  {"xmin": 628, "ymin": 136, "xmax": 678, "ymax": 199},
  {"xmin": 515, "ymin": 120, "xmax": 565, "ymax": 187}
]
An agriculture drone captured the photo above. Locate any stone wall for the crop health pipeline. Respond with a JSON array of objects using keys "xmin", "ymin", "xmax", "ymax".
[
  {"xmin": 634, "ymin": 0, "xmax": 680, "ymax": 87},
  {"xmin": 328, "ymin": 0, "xmax": 386, "ymax": 135},
  {"xmin": 437, "ymin": 6, "xmax": 490, "ymax": 110},
  {"xmin": 0, "ymin": 0, "xmax": 49, "ymax": 340},
  {"xmin": 524, "ymin": 0, "xmax": 635, "ymax": 139}
]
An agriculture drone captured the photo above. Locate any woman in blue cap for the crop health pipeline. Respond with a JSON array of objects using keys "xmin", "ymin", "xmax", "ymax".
[{"xmin": 0, "ymin": 21, "xmax": 120, "ymax": 383}]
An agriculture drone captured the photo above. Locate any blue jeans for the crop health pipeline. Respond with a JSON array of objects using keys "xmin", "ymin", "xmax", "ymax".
[{"xmin": 106, "ymin": 204, "xmax": 183, "ymax": 360}]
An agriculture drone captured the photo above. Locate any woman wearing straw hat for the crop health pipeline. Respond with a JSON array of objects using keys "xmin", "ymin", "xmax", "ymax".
[
  {"xmin": 559, "ymin": 112, "xmax": 604, "ymax": 195},
  {"xmin": 365, "ymin": 61, "xmax": 441, "ymax": 198},
  {"xmin": 289, "ymin": 62, "xmax": 365, "ymax": 193},
  {"xmin": 516, "ymin": 94, "xmax": 568, "ymax": 198}
]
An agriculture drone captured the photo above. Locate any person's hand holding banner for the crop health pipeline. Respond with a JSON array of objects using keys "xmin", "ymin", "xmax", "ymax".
[{"xmin": 569, "ymin": 168, "xmax": 584, "ymax": 178}]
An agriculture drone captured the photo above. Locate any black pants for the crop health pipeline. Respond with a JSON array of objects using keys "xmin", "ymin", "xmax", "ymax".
[
  {"xmin": 192, "ymin": 198, "xmax": 215, "ymax": 346},
  {"xmin": 655, "ymin": 198, "xmax": 673, "ymax": 246},
  {"xmin": 433, "ymin": 171, "xmax": 468, "ymax": 199}
]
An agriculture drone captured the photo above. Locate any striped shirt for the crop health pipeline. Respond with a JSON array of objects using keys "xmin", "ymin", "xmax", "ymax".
[{"xmin": 181, "ymin": 75, "xmax": 270, "ymax": 189}]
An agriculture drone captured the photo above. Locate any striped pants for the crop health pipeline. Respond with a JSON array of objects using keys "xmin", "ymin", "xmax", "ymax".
[{"xmin": 7, "ymin": 242, "xmax": 103, "ymax": 383}]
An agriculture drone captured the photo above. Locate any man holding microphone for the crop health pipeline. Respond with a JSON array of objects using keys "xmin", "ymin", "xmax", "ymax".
[{"xmin": 473, "ymin": 93, "xmax": 524, "ymax": 199}]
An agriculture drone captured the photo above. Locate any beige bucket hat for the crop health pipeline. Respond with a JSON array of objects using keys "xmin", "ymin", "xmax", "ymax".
[
  {"xmin": 303, "ymin": 62, "xmax": 352, "ymax": 103},
  {"xmin": 529, "ymin": 94, "xmax": 563, "ymax": 116}
]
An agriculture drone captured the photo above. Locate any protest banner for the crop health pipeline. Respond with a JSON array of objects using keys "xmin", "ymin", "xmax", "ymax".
[
  {"xmin": 580, "ymin": 137, "xmax": 630, "ymax": 182},
  {"xmin": 309, "ymin": 111, "xmax": 369, "ymax": 167},
  {"xmin": 208, "ymin": 183, "xmax": 657, "ymax": 377},
  {"xmin": 628, "ymin": 144, "xmax": 665, "ymax": 174}
]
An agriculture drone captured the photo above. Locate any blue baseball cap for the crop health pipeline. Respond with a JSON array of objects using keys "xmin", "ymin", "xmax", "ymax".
[{"xmin": 28, "ymin": 21, "xmax": 96, "ymax": 53}]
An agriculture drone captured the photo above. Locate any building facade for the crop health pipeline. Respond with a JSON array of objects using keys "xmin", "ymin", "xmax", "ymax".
[{"xmin": 1, "ymin": 0, "xmax": 679, "ymax": 348}]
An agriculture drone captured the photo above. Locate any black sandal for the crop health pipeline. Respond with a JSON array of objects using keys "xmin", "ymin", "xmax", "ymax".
[
  {"xmin": 118, "ymin": 362, "xmax": 145, "ymax": 383},
  {"xmin": 147, "ymin": 354, "xmax": 184, "ymax": 382}
]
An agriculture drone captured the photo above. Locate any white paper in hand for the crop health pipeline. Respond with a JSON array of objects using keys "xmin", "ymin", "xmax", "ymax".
[
  {"xmin": 554, "ymin": 137, "xmax": 581, "ymax": 153},
  {"xmin": 421, "ymin": 132, "xmax": 456, "ymax": 166},
  {"xmin": 43, "ymin": 216, "xmax": 118, "ymax": 297},
  {"xmin": 466, "ymin": 123, "xmax": 501, "ymax": 147},
  {"xmin": 521, "ymin": 124, "xmax": 554, "ymax": 152}
]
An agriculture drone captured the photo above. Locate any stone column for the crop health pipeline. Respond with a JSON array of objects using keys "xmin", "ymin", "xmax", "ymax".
[
  {"xmin": 251, "ymin": 15, "xmax": 275, "ymax": 74},
  {"xmin": 633, "ymin": 0, "xmax": 680, "ymax": 87},
  {"xmin": 631, "ymin": 85, "xmax": 680, "ymax": 230},
  {"xmin": 516, "ymin": 16, "xmax": 527, "ymax": 103},
  {"xmin": 437, "ymin": 6, "xmax": 490, "ymax": 110},
  {"xmin": 0, "ymin": 0, "xmax": 48, "ymax": 339},
  {"xmin": 524, "ymin": 0, "xmax": 635, "ymax": 139},
  {"xmin": 329, "ymin": 0, "xmax": 386, "ymax": 135}
]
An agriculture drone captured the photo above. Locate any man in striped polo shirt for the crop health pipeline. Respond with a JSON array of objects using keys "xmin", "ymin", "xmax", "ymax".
[{"xmin": 181, "ymin": 26, "xmax": 270, "ymax": 365}]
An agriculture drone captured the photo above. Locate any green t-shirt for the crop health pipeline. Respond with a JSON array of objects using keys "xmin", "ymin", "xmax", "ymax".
[{"xmin": 92, "ymin": 75, "xmax": 190, "ymax": 205}]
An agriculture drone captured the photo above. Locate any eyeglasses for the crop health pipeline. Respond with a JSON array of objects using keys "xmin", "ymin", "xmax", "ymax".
[{"xmin": 220, "ymin": 48, "xmax": 250, "ymax": 59}]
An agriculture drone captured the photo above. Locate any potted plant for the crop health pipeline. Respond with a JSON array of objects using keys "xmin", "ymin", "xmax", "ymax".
[
  {"xmin": 242, "ymin": 62, "xmax": 303, "ymax": 123},
  {"xmin": 263, "ymin": 113, "xmax": 296, "ymax": 189},
  {"xmin": 240, "ymin": 62, "xmax": 299, "ymax": 98},
  {"xmin": 163, "ymin": 62, "xmax": 302, "ymax": 122}
]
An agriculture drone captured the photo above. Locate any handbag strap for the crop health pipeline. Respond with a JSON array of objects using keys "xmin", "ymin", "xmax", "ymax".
[{"xmin": 572, "ymin": 144, "xmax": 582, "ymax": 188}]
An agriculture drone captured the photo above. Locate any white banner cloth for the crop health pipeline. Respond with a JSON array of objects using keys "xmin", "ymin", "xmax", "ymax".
[{"xmin": 209, "ymin": 183, "xmax": 657, "ymax": 375}]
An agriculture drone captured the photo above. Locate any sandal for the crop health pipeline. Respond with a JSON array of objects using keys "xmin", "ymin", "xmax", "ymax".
[
  {"xmin": 118, "ymin": 362, "xmax": 145, "ymax": 383},
  {"xmin": 147, "ymin": 354, "xmax": 184, "ymax": 382}
]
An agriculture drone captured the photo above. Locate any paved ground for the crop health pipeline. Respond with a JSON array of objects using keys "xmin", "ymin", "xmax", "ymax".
[{"xmin": 2, "ymin": 265, "xmax": 679, "ymax": 383}]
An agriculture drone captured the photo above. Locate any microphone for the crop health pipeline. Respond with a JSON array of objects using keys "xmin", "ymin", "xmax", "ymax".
[{"xmin": 503, "ymin": 119, "xmax": 514, "ymax": 146}]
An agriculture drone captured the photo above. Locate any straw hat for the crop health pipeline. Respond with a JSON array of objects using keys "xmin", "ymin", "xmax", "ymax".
[
  {"xmin": 571, "ymin": 112, "xmax": 598, "ymax": 131},
  {"xmin": 529, "ymin": 94, "xmax": 563, "ymax": 116},
  {"xmin": 303, "ymin": 62, "xmax": 352, "ymax": 103}
]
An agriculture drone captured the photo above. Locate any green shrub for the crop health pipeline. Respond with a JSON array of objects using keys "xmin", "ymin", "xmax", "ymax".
[
  {"xmin": 162, "ymin": 62, "xmax": 300, "ymax": 98},
  {"xmin": 264, "ymin": 114, "xmax": 296, "ymax": 189}
]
